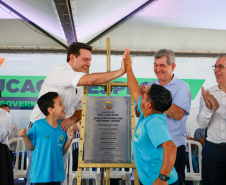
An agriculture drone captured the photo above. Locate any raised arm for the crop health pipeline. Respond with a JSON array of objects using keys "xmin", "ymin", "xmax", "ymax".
[
  {"xmin": 134, "ymin": 85, "xmax": 147, "ymax": 117},
  {"xmin": 77, "ymin": 69, "xmax": 124, "ymax": 86},
  {"xmin": 123, "ymin": 49, "xmax": 141, "ymax": 103},
  {"xmin": 135, "ymin": 104, "xmax": 141, "ymax": 117},
  {"xmin": 77, "ymin": 50, "xmax": 128, "ymax": 86}
]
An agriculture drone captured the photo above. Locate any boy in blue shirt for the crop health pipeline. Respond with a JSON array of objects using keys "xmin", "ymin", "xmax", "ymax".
[
  {"xmin": 123, "ymin": 50, "xmax": 178, "ymax": 185},
  {"xmin": 19, "ymin": 92, "xmax": 75, "ymax": 185}
]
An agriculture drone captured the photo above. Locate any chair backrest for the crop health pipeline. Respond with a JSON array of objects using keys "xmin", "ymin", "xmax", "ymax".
[
  {"xmin": 68, "ymin": 138, "xmax": 100, "ymax": 173},
  {"xmin": 185, "ymin": 140, "xmax": 202, "ymax": 181},
  {"xmin": 110, "ymin": 168, "xmax": 132, "ymax": 173},
  {"xmin": 8, "ymin": 137, "xmax": 27, "ymax": 171},
  {"xmin": 69, "ymin": 138, "xmax": 80, "ymax": 173}
]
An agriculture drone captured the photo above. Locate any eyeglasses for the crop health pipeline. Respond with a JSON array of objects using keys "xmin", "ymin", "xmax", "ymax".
[{"xmin": 212, "ymin": 64, "xmax": 226, "ymax": 70}]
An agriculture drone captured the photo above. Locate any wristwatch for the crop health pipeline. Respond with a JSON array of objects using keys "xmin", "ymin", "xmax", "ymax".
[{"xmin": 159, "ymin": 174, "xmax": 170, "ymax": 181}]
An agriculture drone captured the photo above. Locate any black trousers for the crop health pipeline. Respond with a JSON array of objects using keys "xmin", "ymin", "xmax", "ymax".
[
  {"xmin": 174, "ymin": 145, "xmax": 186, "ymax": 185},
  {"xmin": 0, "ymin": 143, "xmax": 14, "ymax": 185},
  {"xmin": 202, "ymin": 141, "xmax": 226, "ymax": 185},
  {"xmin": 72, "ymin": 148, "xmax": 79, "ymax": 171}
]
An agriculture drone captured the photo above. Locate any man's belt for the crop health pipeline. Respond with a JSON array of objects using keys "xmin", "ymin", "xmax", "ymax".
[{"xmin": 208, "ymin": 141, "xmax": 226, "ymax": 148}]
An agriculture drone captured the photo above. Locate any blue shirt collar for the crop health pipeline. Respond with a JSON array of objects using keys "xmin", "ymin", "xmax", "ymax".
[{"xmin": 156, "ymin": 74, "xmax": 178, "ymax": 87}]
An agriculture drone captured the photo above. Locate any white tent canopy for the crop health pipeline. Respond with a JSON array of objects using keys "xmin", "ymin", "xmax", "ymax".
[{"xmin": 1, "ymin": 0, "xmax": 226, "ymax": 54}]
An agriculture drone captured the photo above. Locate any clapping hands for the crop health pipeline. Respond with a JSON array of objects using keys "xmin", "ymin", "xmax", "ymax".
[{"xmin": 202, "ymin": 87, "xmax": 219, "ymax": 112}]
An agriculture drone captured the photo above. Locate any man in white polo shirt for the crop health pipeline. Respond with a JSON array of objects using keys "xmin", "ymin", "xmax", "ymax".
[{"xmin": 26, "ymin": 42, "xmax": 128, "ymax": 185}]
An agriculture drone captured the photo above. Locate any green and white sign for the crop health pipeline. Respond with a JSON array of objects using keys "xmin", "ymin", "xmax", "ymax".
[{"xmin": 0, "ymin": 75, "xmax": 205, "ymax": 110}]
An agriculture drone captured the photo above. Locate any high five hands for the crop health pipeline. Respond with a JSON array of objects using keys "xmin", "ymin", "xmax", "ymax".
[
  {"xmin": 123, "ymin": 48, "xmax": 132, "ymax": 70},
  {"xmin": 201, "ymin": 87, "xmax": 219, "ymax": 112}
]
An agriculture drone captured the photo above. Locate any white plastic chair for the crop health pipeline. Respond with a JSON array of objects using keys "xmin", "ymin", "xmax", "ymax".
[
  {"xmin": 185, "ymin": 140, "xmax": 202, "ymax": 185},
  {"xmin": 68, "ymin": 138, "xmax": 101, "ymax": 185},
  {"xmin": 8, "ymin": 137, "xmax": 27, "ymax": 179},
  {"xmin": 107, "ymin": 168, "xmax": 132, "ymax": 185}
]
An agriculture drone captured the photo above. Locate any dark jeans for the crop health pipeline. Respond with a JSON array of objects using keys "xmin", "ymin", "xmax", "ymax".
[
  {"xmin": 174, "ymin": 145, "xmax": 186, "ymax": 185},
  {"xmin": 72, "ymin": 148, "xmax": 79, "ymax": 171},
  {"xmin": 202, "ymin": 141, "xmax": 226, "ymax": 185},
  {"xmin": 0, "ymin": 143, "xmax": 14, "ymax": 185}
]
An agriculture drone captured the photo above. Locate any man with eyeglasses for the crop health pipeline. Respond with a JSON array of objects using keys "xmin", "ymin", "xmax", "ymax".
[
  {"xmin": 136, "ymin": 49, "xmax": 192, "ymax": 185},
  {"xmin": 26, "ymin": 42, "xmax": 129, "ymax": 185},
  {"xmin": 197, "ymin": 54, "xmax": 226, "ymax": 185}
]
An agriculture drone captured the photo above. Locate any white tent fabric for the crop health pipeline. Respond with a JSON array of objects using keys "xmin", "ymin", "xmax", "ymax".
[{"xmin": 0, "ymin": 0, "xmax": 226, "ymax": 53}]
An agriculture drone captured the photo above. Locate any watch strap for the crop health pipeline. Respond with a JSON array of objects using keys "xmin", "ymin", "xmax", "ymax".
[{"xmin": 159, "ymin": 174, "xmax": 170, "ymax": 181}]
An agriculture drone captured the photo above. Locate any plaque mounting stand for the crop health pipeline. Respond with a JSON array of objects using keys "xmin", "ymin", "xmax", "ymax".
[{"xmin": 76, "ymin": 38, "xmax": 139, "ymax": 185}]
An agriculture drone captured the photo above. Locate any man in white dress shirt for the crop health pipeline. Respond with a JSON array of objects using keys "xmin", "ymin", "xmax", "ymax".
[
  {"xmin": 0, "ymin": 104, "xmax": 19, "ymax": 161},
  {"xmin": 197, "ymin": 54, "xmax": 226, "ymax": 185},
  {"xmin": 0, "ymin": 90, "xmax": 14, "ymax": 185},
  {"xmin": 26, "ymin": 42, "xmax": 129, "ymax": 185}
]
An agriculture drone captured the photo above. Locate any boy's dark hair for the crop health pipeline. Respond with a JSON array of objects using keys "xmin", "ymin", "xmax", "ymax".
[
  {"xmin": 37, "ymin": 92, "xmax": 59, "ymax": 116},
  {"xmin": 0, "ymin": 104, "xmax": 10, "ymax": 109},
  {"xmin": 147, "ymin": 84, "xmax": 172, "ymax": 112},
  {"xmin": 67, "ymin": 42, "xmax": 92, "ymax": 62}
]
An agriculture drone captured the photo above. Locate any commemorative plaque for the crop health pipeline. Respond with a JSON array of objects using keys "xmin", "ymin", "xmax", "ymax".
[{"xmin": 84, "ymin": 96, "xmax": 132, "ymax": 163}]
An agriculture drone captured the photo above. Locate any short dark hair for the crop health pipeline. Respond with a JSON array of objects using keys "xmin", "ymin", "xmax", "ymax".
[
  {"xmin": 0, "ymin": 104, "xmax": 10, "ymax": 109},
  {"xmin": 37, "ymin": 92, "xmax": 59, "ymax": 116},
  {"xmin": 147, "ymin": 84, "xmax": 172, "ymax": 112},
  {"xmin": 67, "ymin": 42, "xmax": 92, "ymax": 62}
]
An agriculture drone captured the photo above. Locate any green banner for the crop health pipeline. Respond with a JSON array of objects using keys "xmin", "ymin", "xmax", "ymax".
[
  {"xmin": 0, "ymin": 76, "xmax": 45, "ymax": 97},
  {"xmin": 0, "ymin": 76, "xmax": 205, "ymax": 110}
]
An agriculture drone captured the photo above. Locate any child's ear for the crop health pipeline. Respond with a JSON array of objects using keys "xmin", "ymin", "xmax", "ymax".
[
  {"xmin": 47, "ymin": 107, "xmax": 53, "ymax": 114},
  {"xmin": 146, "ymin": 102, "xmax": 153, "ymax": 109}
]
